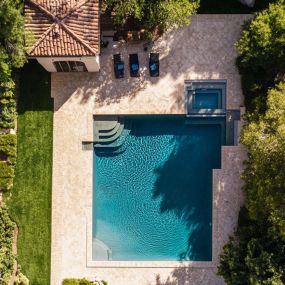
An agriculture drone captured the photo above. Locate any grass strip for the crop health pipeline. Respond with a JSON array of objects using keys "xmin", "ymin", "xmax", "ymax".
[{"xmin": 6, "ymin": 60, "xmax": 53, "ymax": 285}]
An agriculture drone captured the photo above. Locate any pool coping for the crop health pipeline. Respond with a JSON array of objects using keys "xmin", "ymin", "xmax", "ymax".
[{"xmin": 185, "ymin": 80, "xmax": 227, "ymax": 116}]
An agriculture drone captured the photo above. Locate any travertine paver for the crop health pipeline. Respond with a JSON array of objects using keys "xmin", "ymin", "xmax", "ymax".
[
  {"xmin": 51, "ymin": 15, "xmax": 249, "ymax": 285},
  {"xmin": 52, "ymin": 15, "xmax": 251, "ymax": 115}
]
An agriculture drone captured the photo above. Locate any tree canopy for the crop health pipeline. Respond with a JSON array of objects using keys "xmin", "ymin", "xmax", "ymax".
[
  {"xmin": 219, "ymin": 4, "xmax": 285, "ymax": 275},
  {"xmin": 0, "ymin": 0, "xmax": 26, "ymax": 81},
  {"xmin": 0, "ymin": 0, "xmax": 26, "ymax": 129},
  {"xmin": 218, "ymin": 83, "xmax": 285, "ymax": 285},
  {"xmin": 241, "ymin": 82, "xmax": 285, "ymax": 238},
  {"xmin": 105, "ymin": 0, "xmax": 199, "ymax": 32},
  {"xmin": 236, "ymin": 0, "xmax": 285, "ymax": 114}
]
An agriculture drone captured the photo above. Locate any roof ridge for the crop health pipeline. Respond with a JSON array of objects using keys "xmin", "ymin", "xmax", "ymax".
[
  {"xmin": 26, "ymin": 0, "xmax": 56, "ymax": 20},
  {"xmin": 27, "ymin": 0, "xmax": 90, "ymax": 20},
  {"xmin": 61, "ymin": 0, "xmax": 90, "ymax": 20},
  {"xmin": 28, "ymin": 23, "xmax": 56, "ymax": 55},
  {"xmin": 60, "ymin": 22, "xmax": 97, "ymax": 55},
  {"xmin": 25, "ymin": 0, "xmax": 99, "ymax": 57}
]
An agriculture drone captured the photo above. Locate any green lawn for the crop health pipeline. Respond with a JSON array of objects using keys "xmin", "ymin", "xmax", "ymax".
[
  {"xmin": 199, "ymin": 0, "xmax": 273, "ymax": 14},
  {"xmin": 6, "ymin": 60, "xmax": 53, "ymax": 285}
]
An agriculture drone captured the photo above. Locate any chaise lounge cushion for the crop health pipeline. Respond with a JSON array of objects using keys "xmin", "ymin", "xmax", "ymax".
[
  {"xmin": 149, "ymin": 53, "xmax": 159, "ymax": 77},
  {"xmin": 129, "ymin": 54, "xmax": 140, "ymax": 77}
]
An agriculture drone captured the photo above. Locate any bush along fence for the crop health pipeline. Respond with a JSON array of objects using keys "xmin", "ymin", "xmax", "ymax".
[
  {"xmin": 0, "ymin": 81, "xmax": 17, "ymax": 130},
  {"xmin": 0, "ymin": 82, "xmax": 28, "ymax": 284},
  {"xmin": 62, "ymin": 278, "xmax": 108, "ymax": 285},
  {"xmin": 0, "ymin": 63, "xmax": 28, "ymax": 285},
  {"xmin": 0, "ymin": 80, "xmax": 19, "ymax": 284},
  {"xmin": 0, "ymin": 204, "xmax": 16, "ymax": 284},
  {"xmin": 0, "ymin": 0, "xmax": 30, "ymax": 281},
  {"xmin": 0, "ymin": 80, "xmax": 17, "ymax": 191},
  {"xmin": 0, "ymin": 134, "xmax": 16, "ymax": 192}
]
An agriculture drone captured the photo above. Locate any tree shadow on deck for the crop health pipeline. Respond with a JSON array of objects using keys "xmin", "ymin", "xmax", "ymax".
[
  {"xmin": 51, "ymin": 15, "xmax": 247, "ymax": 111},
  {"xmin": 151, "ymin": 266, "xmax": 223, "ymax": 285}
]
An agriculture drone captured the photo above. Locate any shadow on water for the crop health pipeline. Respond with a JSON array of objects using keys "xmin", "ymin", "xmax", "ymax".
[
  {"xmin": 51, "ymin": 15, "xmax": 248, "ymax": 111},
  {"xmin": 153, "ymin": 133, "xmax": 221, "ymax": 261}
]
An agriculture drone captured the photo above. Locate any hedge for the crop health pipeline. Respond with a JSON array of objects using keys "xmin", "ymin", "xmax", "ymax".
[
  {"xmin": 0, "ymin": 134, "xmax": 17, "ymax": 191},
  {"xmin": 0, "ymin": 204, "xmax": 16, "ymax": 284},
  {"xmin": 0, "ymin": 81, "xmax": 17, "ymax": 129},
  {"xmin": 62, "ymin": 279, "xmax": 107, "ymax": 285},
  {"xmin": 0, "ymin": 134, "xmax": 16, "ymax": 164}
]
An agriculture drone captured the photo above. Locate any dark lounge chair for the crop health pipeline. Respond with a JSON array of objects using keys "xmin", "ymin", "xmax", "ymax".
[
  {"xmin": 113, "ymin": 54, "xmax": 124, "ymax": 78},
  {"xmin": 149, "ymin": 53, "xmax": 159, "ymax": 77},
  {"xmin": 129, "ymin": 53, "xmax": 140, "ymax": 77}
]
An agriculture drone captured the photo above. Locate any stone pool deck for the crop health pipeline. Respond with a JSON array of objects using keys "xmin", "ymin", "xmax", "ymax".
[{"xmin": 51, "ymin": 15, "xmax": 249, "ymax": 285}]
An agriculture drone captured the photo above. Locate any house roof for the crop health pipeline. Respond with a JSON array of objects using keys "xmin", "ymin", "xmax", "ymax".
[{"xmin": 25, "ymin": 0, "xmax": 100, "ymax": 57}]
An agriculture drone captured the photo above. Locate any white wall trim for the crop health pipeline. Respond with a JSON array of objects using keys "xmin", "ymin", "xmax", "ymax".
[{"xmin": 36, "ymin": 56, "xmax": 100, "ymax": 72}]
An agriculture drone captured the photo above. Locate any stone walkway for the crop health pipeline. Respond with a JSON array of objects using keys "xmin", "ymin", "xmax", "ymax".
[{"xmin": 51, "ymin": 15, "xmax": 249, "ymax": 285}]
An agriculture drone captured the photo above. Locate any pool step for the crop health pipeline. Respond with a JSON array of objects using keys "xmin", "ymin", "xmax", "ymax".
[
  {"xmin": 97, "ymin": 123, "xmax": 122, "ymax": 138},
  {"xmin": 94, "ymin": 116, "xmax": 121, "ymax": 141},
  {"xmin": 94, "ymin": 116, "xmax": 118, "ymax": 130},
  {"xmin": 96, "ymin": 124, "xmax": 125, "ymax": 143},
  {"xmin": 94, "ymin": 117, "xmax": 124, "ymax": 146},
  {"xmin": 93, "ymin": 238, "xmax": 112, "ymax": 261},
  {"xmin": 94, "ymin": 118, "xmax": 132, "ymax": 152},
  {"xmin": 94, "ymin": 139, "xmax": 129, "ymax": 155}
]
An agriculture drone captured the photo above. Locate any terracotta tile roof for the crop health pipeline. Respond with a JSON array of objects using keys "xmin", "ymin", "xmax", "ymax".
[{"xmin": 25, "ymin": 0, "xmax": 99, "ymax": 57}]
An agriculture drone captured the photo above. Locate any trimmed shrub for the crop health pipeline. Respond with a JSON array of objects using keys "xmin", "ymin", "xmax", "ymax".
[
  {"xmin": 0, "ymin": 81, "xmax": 17, "ymax": 129},
  {"xmin": 0, "ymin": 134, "xmax": 17, "ymax": 191},
  {"xmin": 0, "ymin": 177, "xmax": 14, "ymax": 191},
  {"xmin": 79, "ymin": 280, "xmax": 91, "ymax": 285},
  {"xmin": 0, "ymin": 134, "xmax": 17, "ymax": 164},
  {"xmin": 0, "ymin": 163, "xmax": 15, "ymax": 178},
  {"xmin": 0, "ymin": 205, "xmax": 16, "ymax": 284},
  {"xmin": 62, "ymin": 279, "xmax": 90, "ymax": 285},
  {"xmin": 62, "ymin": 279, "xmax": 107, "ymax": 285},
  {"xmin": 15, "ymin": 272, "xmax": 30, "ymax": 285},
  {"xmin": 0, "ymin": 100, "xmax": 17, "ymax": 129}
]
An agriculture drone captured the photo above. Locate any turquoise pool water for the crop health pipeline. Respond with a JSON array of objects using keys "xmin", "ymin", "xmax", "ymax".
[{"xmin": 93, "ymin": 117, "xmax": 223, "ymax": 261}]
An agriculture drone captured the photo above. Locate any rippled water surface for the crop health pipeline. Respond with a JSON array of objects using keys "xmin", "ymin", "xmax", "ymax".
[{"xmin": 93, "ymin": 118, "xmax": 222, "ymax": 261}]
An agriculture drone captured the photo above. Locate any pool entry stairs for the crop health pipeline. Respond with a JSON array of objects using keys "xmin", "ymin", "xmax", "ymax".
[{"xmin": 93, "ymin": 116, "xmax": 132, "ymax": 154}]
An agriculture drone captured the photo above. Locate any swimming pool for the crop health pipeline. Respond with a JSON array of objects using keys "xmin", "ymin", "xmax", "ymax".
[{"xmin": 93, "ymin": 117, "xmax": 223, "ymax": 261}]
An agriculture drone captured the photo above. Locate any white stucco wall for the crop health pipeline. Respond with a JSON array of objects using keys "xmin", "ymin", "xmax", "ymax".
[{"xmin": 36, "ymin": 56, "xmax": 100, "ymax": 72}]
